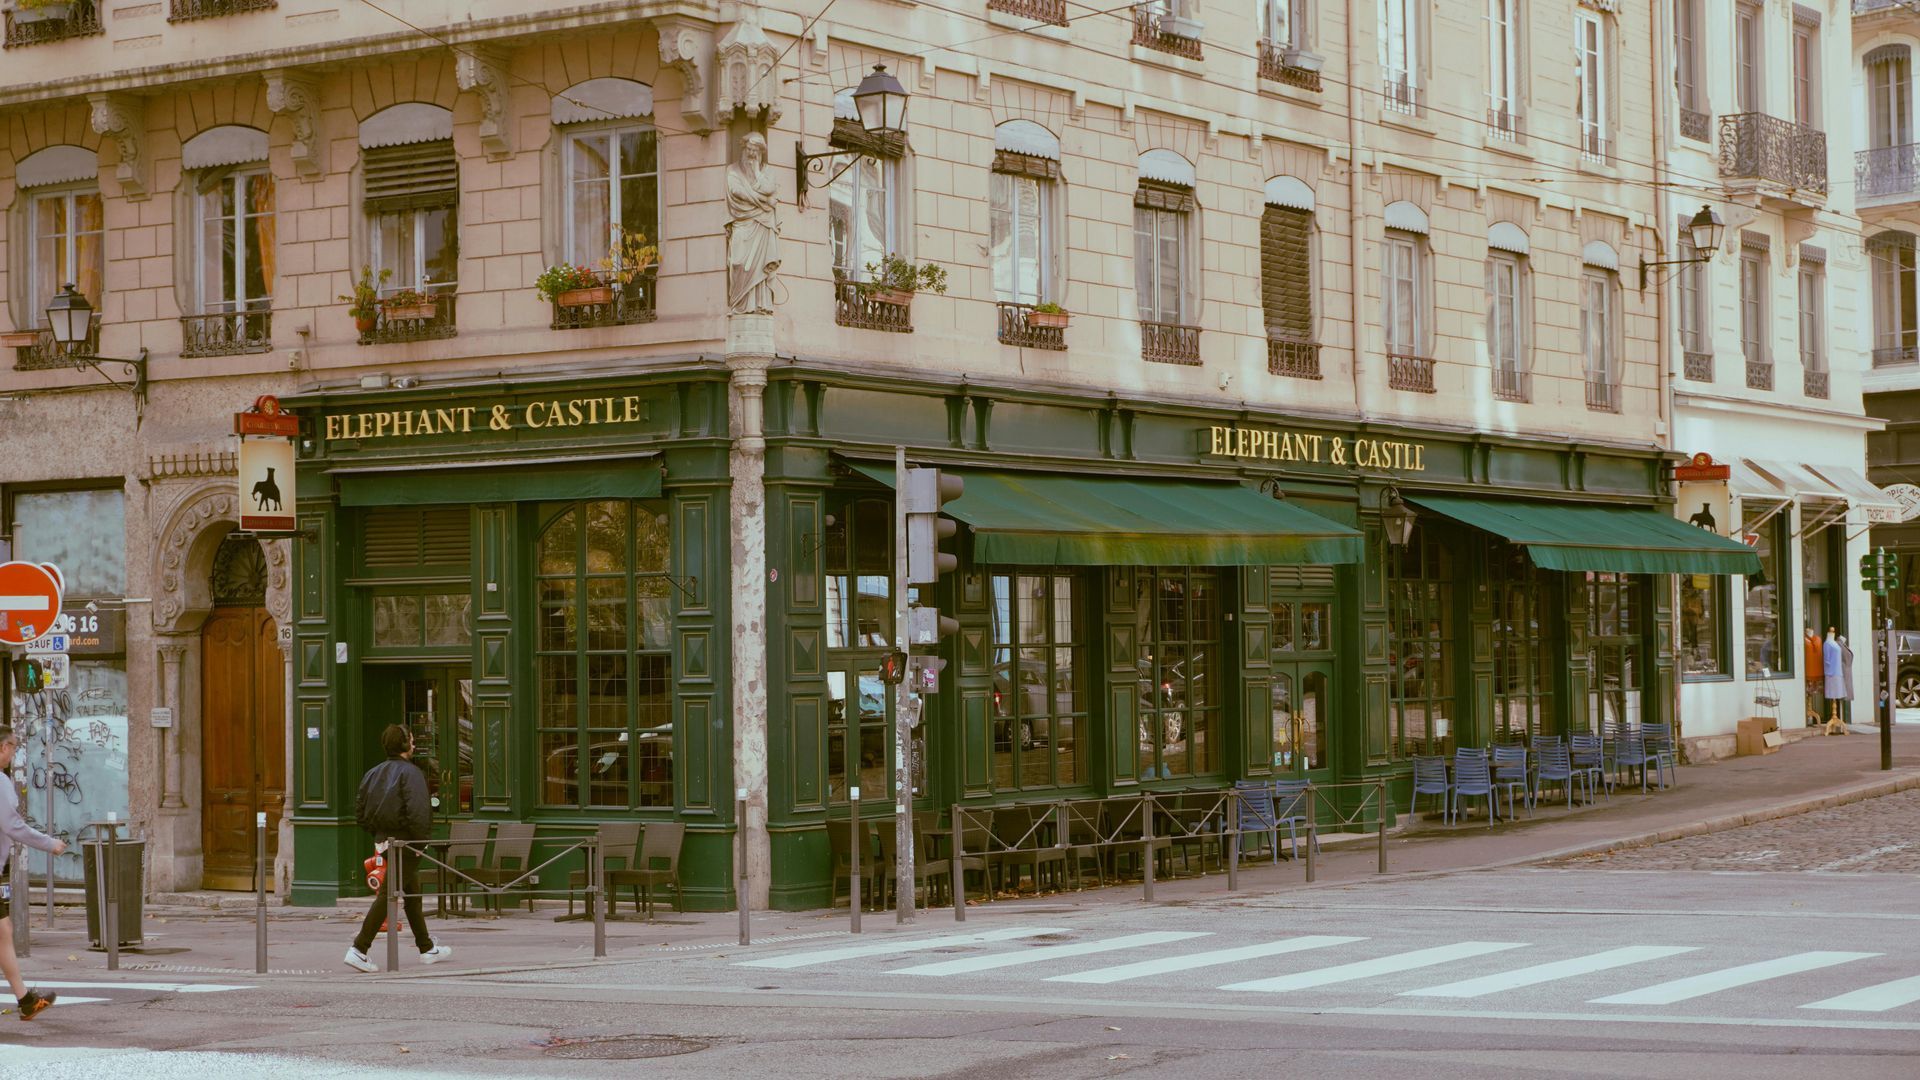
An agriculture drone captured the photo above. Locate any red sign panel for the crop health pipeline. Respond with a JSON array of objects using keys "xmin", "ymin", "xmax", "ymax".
[
  {"xmin": 0, "ymin": 561, "xmax": 64, "ymax": 646},
  {"xmin": 236, "ymin": 393, "xmax": 299, "ymax": 436}
]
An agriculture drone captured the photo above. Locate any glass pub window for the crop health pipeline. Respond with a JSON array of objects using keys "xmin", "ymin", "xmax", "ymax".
[
  {"xmin": 989, "ymin": 573, "xmax": 1084, "ymax": 791},
  {"xmin": 1387, "ymin": 524, "xmax": 1454, "ymax": 756},
  {"xmin": 1132, "ymin": 570, "xmax": 1219, "ymax": 780},
  {"xmin": 1743, "ymin": 505, "xmax": 1789, "ymax": 678},
  {"xmin": 822, "ymin": 495, "xmax": 919, "ymax": 803},
  {"xmin": 1586, "ymin": 573, "xmax": 1642, "ymax": 733},
  {"xmin": 1489, "ymin": 544, "xmax": 1552, "ymax": 741},
  {"xmin": 1680, "ymin": 571, "xmax": 1728, "ymax": 678},
  {"xmin": 535, "ymin": 500, "xmax": 674, "ymax": 810}
]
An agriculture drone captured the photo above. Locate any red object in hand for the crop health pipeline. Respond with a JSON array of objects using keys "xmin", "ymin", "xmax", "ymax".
[{"xmin": 364, "ymin": 852, "xmax": 385, "ymax": 893}]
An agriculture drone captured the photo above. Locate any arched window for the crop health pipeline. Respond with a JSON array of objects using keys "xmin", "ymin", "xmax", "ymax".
[
  {"xmin": 990, "ymin": 121, "xmax": 1061, "ymax": 312},
  {"xmin": 360, "ymin": 104, "xmax": 459, "ymax": 299},
  {"xmin": 183, "ymin": 126, "xmax": 274, "ymax": 320},
  {"xmin": 552, "ymin": 79, "xmax": 658, "ymax": 270},
  {"xmin": 1134, "ymin": 150, "xmax": 1198, "ymax": 362},
  {"xmin": 1486, "ymin": 222, "xmax": 1530, "ymax": 399},
  {"xmin": 1871, "ymin": 231, "xmax": 1919, "ymax": 366},
  {"xmin": 828, "ymin": 86, "xmax": 905, "ymax": 285},
  {"xmin": 1382, "ymin": 201, "xmax": 1431, "ymax": 387},
  {"xmin": 17, "ymin": 146, "xmax": 103, "ymax": 326},
  {"xmin": 1262, "ymin": 176, "xmax": 1317, "ymax": 377},
  {"xmin": 1581, "ymin": 242, "xmax": 1621, "ymax": 410},
  {"xmin": 534, "ymin": 499, "xmax": 675, "ymax": 810}
]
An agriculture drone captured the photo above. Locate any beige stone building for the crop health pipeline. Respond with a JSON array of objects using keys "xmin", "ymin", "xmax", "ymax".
[{"xmin": 0, "ymin": 1, "xmax": 1735, "ymax": 910}]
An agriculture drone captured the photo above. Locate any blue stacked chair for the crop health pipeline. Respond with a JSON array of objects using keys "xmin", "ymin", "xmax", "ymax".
[
  {"xmin": 1451, "ymin": 748, "xmax": 1498, "ymax": 826},
  {"xmin": 1535, "ymin": 740, "xmax": 1581, "ymax": 809},
  {"xmin": 1491, "ymin": 743, "xmax": 1532, "ymax": 818},
  {"xmin": 1410, "ymin": 755, "xmax": 1451, "ymax": 824},
  {"xmin": 1569, "ymin": 733, "xmax": 1611, "ymax": 801},
  {"xmin": 1612, "ymin": 722, "xmax": 1656, "ymax": 792},
  {"xmin": 1272, "ymin": 779, "xmax": 1321, "ymax": 859},
  {"xmin": 1641, "ymin": 721, "xmax": 1678, "ymax": 789},
  {"xmin": 1233, "ymin": 780, "xmax": 1281, "ymax": 864}
]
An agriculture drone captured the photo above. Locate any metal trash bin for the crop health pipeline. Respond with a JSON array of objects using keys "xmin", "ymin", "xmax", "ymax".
[{"xmin": 82, "ymin": 838, "xmax": 144, "ymax": 950}]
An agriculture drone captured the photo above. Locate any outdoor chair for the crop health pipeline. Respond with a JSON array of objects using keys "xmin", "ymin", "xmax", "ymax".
[
  {"xmin": 467, "ymin": 823, "xmax": 537, "ymax": 914},
  {"xmin": 951, "ymin": 811, "xmax": 1002, "ymax": 898},
  {"xmin": 1491, "ymin": 744, "xmax": 1532, "ymax": 818},
  {"xmin": 826, "ymin": 818, "xmax": 874, "ymax": 909},
  {"xmin": 1063, "ymin": 800, "xmax": 1109, "ymax": 888},
  {"xmin": 992, "ymin": 806, "xmax": 1066, "ymax": 894},
  {"xmin": 610, "ymin": 822, "xmax": 684, "ymax": 918},
  {"xmin": 1612, "ymin": 724, "xmax": 1657, "ymax": 792},
  {"xmin": 1158, "ymin": 793, "xmax": 1222, "ymax": 875},
  {"xmin": 1451, "ymin": 749, "xmax": 1498, "ymax": 826},
  {"xmin": 1102, "ymin": 799, "xmax": 1173, "ymax": 880},
  {"xmin": 1534, "ymin": 741, "xmax": 1581, "ymax": 810},
  {"xmin": 1233, "ymin": 781, "xmax": 1281, "ymax": 865},
  {"xmin": 1272, "ymin": 779, "xmax": 1321, "ymax": 859},
  {"xmin": 437, "ymin": 820, "xmax": 491, "ymax": 916},
  {"xmin": 876, "ymin": 822, "xmax": 952, "ymax": 908},
  {"xmin": 1569, "ymin": 733, "xmax": 1612, "ymax": 801},
  {"xmin": 1641, "ymin": 721, "xmax": 1679, "ymax": 789},
  {"xmin": 566, "ymin": 822, "xmax": 641, "ymax": 918},
  {"xmin": 1410, "ymin": 756, "xmax": 1451, "ymax": 823}
]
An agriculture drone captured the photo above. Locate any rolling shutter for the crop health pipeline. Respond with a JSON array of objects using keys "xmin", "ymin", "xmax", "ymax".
[
  {"xmin": 361, "ymin": 507, "xmax": 471, "ymax": 571},
  {"xmin": 364, "ymin": 140, "xmax": 458, "ymax": 214},
  {"xmin": 1261, "ymin": 205, "xmax": 1312, "ymax": 340}
]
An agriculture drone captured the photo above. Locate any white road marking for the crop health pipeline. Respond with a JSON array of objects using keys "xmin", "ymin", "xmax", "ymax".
[
  {"xmin": 1591, "ymin": 951, "xmax": 1880, "ymax": 1005},
  {"xmin": 1813, "ymin": 844, "xmax": 1910, "ymax": 872},
  {"xmin": 26, "ymin": 981, "xmax": 254, "ymax": 993},
  {"xmin": 1402, "ymin": 946, "xmax": 1699, "ymax": 999},
  {"xmin": 1048, "ymin": 935, "xmax": 1366, "ymax": 985},
  {"xmin": 1220, "ymin": 941, "xmax": 1529, "ymax": 993},
  {"xmin": 1800, "ymin": 974, "xmax": 1920, "ymax": 1013},
  {"xmin": 889, "ymin": 931, "xmax": 1211, "ymax": 977},
  {"xmin": 736, "ymin": 927, "xmax": 1068, "ymax": 970}
]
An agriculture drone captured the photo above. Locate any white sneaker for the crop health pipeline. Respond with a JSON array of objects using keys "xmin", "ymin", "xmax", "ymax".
[
  {"xmin": 343, "ymin": 947, "xmax": 377, "ymax": 973},
  {"xmin": 419, "ymin": 942, "xmax": 453, "ymax": 965}
]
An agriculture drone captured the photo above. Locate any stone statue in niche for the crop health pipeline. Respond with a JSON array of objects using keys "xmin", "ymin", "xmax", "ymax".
[{"xmin": 726, "ymin": 131, "xmax": 781, "ymax": 315}]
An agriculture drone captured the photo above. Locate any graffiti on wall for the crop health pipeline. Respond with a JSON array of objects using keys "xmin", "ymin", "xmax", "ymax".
[{"xmin": 9, "ymin": 660, "xmax": 130, "ymax": 882}]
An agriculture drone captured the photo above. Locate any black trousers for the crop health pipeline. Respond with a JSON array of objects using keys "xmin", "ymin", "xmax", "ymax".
[{"xmin": 354, "ymin": 846, "xmax": 433, "ymax": 954}]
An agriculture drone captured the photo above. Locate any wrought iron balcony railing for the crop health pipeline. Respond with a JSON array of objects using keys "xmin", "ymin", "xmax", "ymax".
[
  {"xmin": 1141, "ymin": 320, "xmax": 1200, "ymax": 364},
  {"xmin": 1745, "ymin": 355, "xmax": 1774, "ymax": 391},
  {"xmin": 358, "ymin": 293, "xmax": 456, "ymax": 345},
  {"xmin": 1857, "ymin": 143, "xmax": 1920, "ymax": 200},
  {"xmin": 6, "ymin": 315, "xmax": 99, "ymax": 372},
  {"xmin": 1719, "ymin": 112, "xmax": 1828, "ymax": 196},
  {"xmin": 996, "ymin": 303, "xmax": 1067, "ymax": 351},
  {"xmin": 181, "ymin": 309, "xmax": 273, "ymax": 358},
  {"xmin": 1258, "ymin": 40, "xmax": 1322, "ymax": 92},
  {"xmin": 1803, "ymin": 369, "xmax": 1829, "ymax": 400},
  {"xmin": 834, "ymin": 281, "xmax": 914, "ymax": 333},
  {"xmin": 1383, "ymin": 75, "xmax": 1422, "ymax": 116},
  {"xmin": 1679, "ymin": 109, "xmax": 1712, "ymax": 142},
  {"xmin": 1492, "ymin": 364, "xmax": 1527, "ymax": 401},
  {"xmin": 1584, "ymin": 378, "xmax": 1620, "ymax": 412},
  {"xmin": 1387, "ymin": 352, "xmax": 1434, "ymax": 392},
  {"xmin": 1580, "ymin": 127, "xmax": 1610, "ymax": 166},
  {"xmin": 1875, "ymin": 345, "xmax": 1918, "ymax": 368},
  {"xmin": 549, "ymin": 272, "xmax": 656, "ymax": 330},
  {"xmin": 987, "ymin": 0, "xmax": 1068, "ymax": 26},
  {"xmin": 1267, "ymin": 338, "xmax": 1321, "ymax": 379},
  {"xmin": 168, "ymin": 0, "xmax": 275, "ymax": 21},
  {"xmin": 1487, "ymin": 108, "xmax": 1523, "ymax": 142},
  {"xmin": 1131, "ymin": 4, "xmax": 1202, "ymax": 60},
  {"xmin": 3, "ymin": 0, "xmax": 101, "ymax": 48},
  {"xmin": 1683, "ymin": 351, "xmax": 1714, "ymax": 381}
]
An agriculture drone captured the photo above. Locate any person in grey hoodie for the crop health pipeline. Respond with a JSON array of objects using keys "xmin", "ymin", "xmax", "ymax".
[{"xmin": 1, "ymin": 724, "xmax": 66, "ymax": 1020}]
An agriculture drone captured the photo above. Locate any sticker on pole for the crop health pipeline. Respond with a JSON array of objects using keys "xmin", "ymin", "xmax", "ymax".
[
  {"xmin": 34, "ymin": 652, "xmax": 69, "ymax": 690},
  {"xmin": 0, "ymin": 561, "xmax": 64, "ymax": 646}
]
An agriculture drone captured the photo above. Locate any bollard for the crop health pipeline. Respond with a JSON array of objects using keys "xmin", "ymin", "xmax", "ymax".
[
  {"xmin": 1141, "ymin": 793, "xmax": 1155, "ymax": 903},
  {"xmin": 385, "ymin": 839, "xmax": 400, "ymax": 973},
  {"xmin": 255, "ymin": 811, "xmax": 268, "ymax": 975},
  {"xmin": 950, "ymin": 803, "xmax": 966, "ymax": 922},
  {"xmin": 11, "ymin": 842, "xmax": 29, "ymax": 958},
  {"xmin": 103, "ymin": 814, "xmax": 119, "ymax": 972},
  {"xmin": 1303, "ymin": 787, "xmax": 1316, "ymax": 883},
  {"xmin": 1225, "ymin": 794, "xmax": 1239, "ymax": 892},
  {"xmin": 848, "ymin": 787, "xmax": 861, "ymax": 934},
  {"xmin": 1377, "ymin": 779, "xmax": 1389, "ymax": 875},
  {"xmin": 737, "ymin": 789, "xmax": 751, "ymax": 946},
  {"xmin": 591, "ymin": 837, "xmax": 606, "ymax": 959}
]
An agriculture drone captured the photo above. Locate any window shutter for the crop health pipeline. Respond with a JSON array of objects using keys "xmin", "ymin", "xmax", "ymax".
[
  {"xmin": 829, "ymin": 118, "xmax": 906, "ymax": 160},
  {"xmin": 992, "ymin": 150, "xmax": 1061, "ymax": 181},
  {"xmin": 362, "ymin": 507, "xmax": 472, "ymax": 570},
  {"xmin": 364, "ymin": 140, "xmax": 458, "ymax": 214},
  {"xmin": 1134, "ymin": 180, "xmax": 1195, "ymax": 214},
  {"xmin": 1260, "ymin": 205, "xmax": 1312, "ymax": 341}
]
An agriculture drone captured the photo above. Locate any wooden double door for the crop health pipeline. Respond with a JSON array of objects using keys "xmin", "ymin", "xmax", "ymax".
[{"xmin": 201, "ymin": 605, "xmax": 285, "ymax": 890}]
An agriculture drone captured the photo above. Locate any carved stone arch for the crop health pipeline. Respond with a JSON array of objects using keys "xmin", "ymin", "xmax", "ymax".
[{"xmin": 152, "ymin": 483, "xmax": 293, "ymax": 642}]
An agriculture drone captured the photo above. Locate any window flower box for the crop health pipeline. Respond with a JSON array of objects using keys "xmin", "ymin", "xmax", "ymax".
[
  {"xmin": 868, "ymin": 288, "xmax": 916, "ymax": 307},
  {"xmin": 1025, "ymin": 307, "xmax": 1071, "ymax": 329},
  {"xmin": 556, "ymin": 285, "xmax": 615, "ymax": 308},
  {"xmin": 0, "ymin": 330, "xmax": 43, "ymax": 348},
  {"xmin": 382, "ymin": 301, "xmax": 438, "ymax": 321}
]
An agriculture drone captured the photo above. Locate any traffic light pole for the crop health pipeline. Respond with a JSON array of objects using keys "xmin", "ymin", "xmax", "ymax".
[
  {"xmin": 893, "ymin": 444, "xmax": 915, "ymax": 924},
  {"xmin": 1885, "ymin": 616, "xmax": 1897, "ymax": 772}
]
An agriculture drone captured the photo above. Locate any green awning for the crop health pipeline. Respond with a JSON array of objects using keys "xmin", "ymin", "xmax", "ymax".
[
  {"xmin": 849, "ymin": 463, "xmax": 1361, "ymax": 566},
  {"xmin": 1409, "ymin": 494, "xmax": 1761, "ymax": 575},
  {"xmin": 337, "ymin": 454, "xmax": 661, "ymax": 507}
]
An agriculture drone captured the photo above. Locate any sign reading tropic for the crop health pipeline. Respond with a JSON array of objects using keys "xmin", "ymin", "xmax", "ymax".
[
  {"xmin": 1206, "ymin": 425, "xmax": 1427, "ymax": 472},
  {"xmin": 323, "ymin": 395, "xmax": 649, "ymax": 442}
]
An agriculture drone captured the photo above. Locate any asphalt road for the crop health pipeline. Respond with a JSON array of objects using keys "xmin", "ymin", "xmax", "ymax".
[{"xmin": 6, "ymin": 798, "xmax": 1920, "ymax": 1080}]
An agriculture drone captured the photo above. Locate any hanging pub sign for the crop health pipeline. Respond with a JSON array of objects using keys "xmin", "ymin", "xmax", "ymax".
[
  {"xmin": 238, "ymin": 436, "xmax": 296, "ymax": 534},
  {"xmin": 1674, "ymin": 452, "xmax": 1733, "ymax": 539}
]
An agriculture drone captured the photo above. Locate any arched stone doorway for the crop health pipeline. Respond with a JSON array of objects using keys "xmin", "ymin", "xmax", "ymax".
[{"xmin": 199, "ymin": 535, "xmax": 286, "ymax": 890}]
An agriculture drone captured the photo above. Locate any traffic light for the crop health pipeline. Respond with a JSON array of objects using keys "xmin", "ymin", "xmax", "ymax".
[
  {"xmin": 905, "ymin": 604, "xmax": 959, "ymax": 647},
  {"xmin": 878, "ymin": 649, "xmax": 908, "ymax": 685},
  {"xmin": 1862, "ymin": 547, "xmax": 1901, "ymax": 597},
  {"xmin": 12, "ymin": 656, "xmax": 44, "ymax": 694},
  {"xmin": 904, "ymin": 466, "xmax": 964, "ymax": 585}
]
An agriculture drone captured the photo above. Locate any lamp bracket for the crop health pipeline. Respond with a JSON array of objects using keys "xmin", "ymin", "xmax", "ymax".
[
  {"xmin": 1637, "ymin": 254, "xmax": 1713, "ymax": 292},
  {"xmin": 794, "ymin": 141, "xmax": 864, "ymax": 206},
  {"xmin": 65, "ymin": 346, "xmax": 149, "ymax": 419}
]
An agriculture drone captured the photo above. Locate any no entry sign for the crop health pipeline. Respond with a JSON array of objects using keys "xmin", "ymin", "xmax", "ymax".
[{"xmin": 0, "ymin": 561, "xmax": 64, "ymax": 646}]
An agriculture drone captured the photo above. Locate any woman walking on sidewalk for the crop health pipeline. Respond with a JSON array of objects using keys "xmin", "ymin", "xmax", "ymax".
[{"xmin": 1, "ymin": 724, "xmax": 67, "ymax": 1020}]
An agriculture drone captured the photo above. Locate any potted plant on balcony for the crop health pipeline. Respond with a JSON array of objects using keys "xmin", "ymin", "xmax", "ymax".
[
  {"xmin": 536, "ymin": 263, "xmax": 610, "ymax": 308},
  {"xmin": 1025, "ymin": 301, "xmax": 1071, "ymax": 329},
  {"xmin": 10, "ymin": 0, "xmax": 76, "ymax": 25},
  {"xmin": 601, "ymin": 226, "xmax": 659, "ymax": 292},
  {"xmin": 380, "ymin": 287, "xmax": 438, "ymax": 322},
  {"xmin": 857, "ymin": 253, "xmax": 948, "ymax": 307},
  {"xmin": 338, "ymin": 264, "xmax": 391, "ymax": 334}
]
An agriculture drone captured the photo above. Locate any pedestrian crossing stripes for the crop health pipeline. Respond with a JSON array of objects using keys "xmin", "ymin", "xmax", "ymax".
[{"xmin": 732, "ymin": 928, "xmax": 1920, "ymax": 1016}]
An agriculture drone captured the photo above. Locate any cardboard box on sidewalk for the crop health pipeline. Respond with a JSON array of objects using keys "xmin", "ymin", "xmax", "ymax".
[{"xmin": 1737, "ymin": 717, "xmax": 1780, "ymax": 756}]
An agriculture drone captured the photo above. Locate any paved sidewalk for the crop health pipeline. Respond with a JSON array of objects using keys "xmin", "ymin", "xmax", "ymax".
[{"xmin": 8, "ymin": 728, "xmax": 1915, "ymax": 984}]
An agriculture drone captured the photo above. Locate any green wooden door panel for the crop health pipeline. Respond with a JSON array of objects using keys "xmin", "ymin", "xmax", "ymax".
[
  {"xmin": 962, "ymin": 690, "xmax": 990, "ymax": 794},
  {"xmin": 683, "ymin": 695, "xmax": 712, "ymax": 810}
]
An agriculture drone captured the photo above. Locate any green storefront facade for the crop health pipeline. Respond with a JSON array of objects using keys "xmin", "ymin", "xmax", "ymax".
[{"xmin": 284, "ymin": 360, "xmax": 1753, "ymax": 910}]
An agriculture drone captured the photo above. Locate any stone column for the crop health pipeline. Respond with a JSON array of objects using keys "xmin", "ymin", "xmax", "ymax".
[
  {"xmin": 157, "ymin": 642, "xmax": 187, "ymax": 809},
  {"xmin": 727, "ymin": 313, "xmax": 773, "ymax": 908}
]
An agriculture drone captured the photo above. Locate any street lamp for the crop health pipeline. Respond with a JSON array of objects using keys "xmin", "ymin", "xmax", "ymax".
[
  {"xmin": 44, "ymin": 282, "xmax": 149, "ymax": 416},
  {"xmin": 1638, "ymin": 204, "xmax": 1725, "ymax": 291},
  {"xmin": 1380, "ymin": 488, "xmax": 1417, "ymax": 547},
  {"xmin": 796, "ymin": 63, "xmax": 910, "ymax": 205}
]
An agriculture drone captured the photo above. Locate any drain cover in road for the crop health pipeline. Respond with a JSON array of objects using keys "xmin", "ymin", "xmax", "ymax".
[{"xmin": 544, "ymin": 1036, "xmax": 707, "ymax": 1060}]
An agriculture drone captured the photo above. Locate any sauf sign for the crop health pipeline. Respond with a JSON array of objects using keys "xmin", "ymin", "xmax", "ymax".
[{"xmin": 236, "ymin": 395, "xmax": 299, "ymax": 534}]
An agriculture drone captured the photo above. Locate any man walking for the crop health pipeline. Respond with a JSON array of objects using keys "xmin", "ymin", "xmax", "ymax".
[
  {"xmin": 344, "ymin": 724, "xmax": 451, "ymax": 972},
  {"xmin": 1, "ymin": 724, "xmax": 66, "ymax": 1019}
]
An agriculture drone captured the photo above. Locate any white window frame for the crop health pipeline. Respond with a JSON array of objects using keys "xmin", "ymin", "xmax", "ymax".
[
  {"xmin": 195, "ymin": 168, "xmax": 274, "ymax": 315},
  {"xmin": 1380, "ymin": 0, "xmax": 1420, "ymax": 113},
  {"xmin": 1791, "ymin": 18, "xmax": 1817, "ymax": 129},
  {"xmin": 1580, "ymin": 268, "xmax": 1617, "ymax": 390},
  {"xmin": 1873, "ymin": 238, "xmax": 1919, "ymax": 359},
  {"xmin": 1674, "ymin": 0, "xmax": 1703, "ymax": 114},
  {"xmin": 991, "ymin": 170, "xmax": 1051, "ymax": 306},
  {"xmin": 1486, "ymin": 0, "xmax": 1521, "ymax": 135},
  {"xmin": 562, "ymin": 121, "xmax": 660, "ymax": 272},
  {"xmin": 1677, "ymin": 233, "xmax": 1708, "ymax": 356},
  {"xmin": 1740, "ymin": 244, "xmax": 1769, "ymax": 369},
  {"xmin": 1799, "ymin": 262, "xmax": 1825, "ymax": 376},
  {"xmin": 372, "ymin": 206, "xmax": 458, "ymax": 295},
  {"xmin": 1869, "ymin": 50, "xmax": 1912, "ymax": 150},
  {"xmin": 1486, "ymin": 251, "xmax": 1526, "ymax": 392},
  {"xmin": 1134, "ymin": 202, "xmax": 1189, "ymax": 325},
  {"xmin": 828, "ymin": 154, "xmax": 899, "ymax": 282},
  {"xmin": 1734, "ymin": 3, "xmax": 1762, "ymax": 115},
  {"xmin": 1575, "ymin": 11, "xmax": 1607, "ymax": 162},
  {"xmin": 1264, "ymin": 0, "xmax": 1302, "ymax": 49},
  {"xmin": 26, "ymin": 183, "xmax": 104, "ymax": 318},
  {"xmin": 1383, "ymin": 229, "xmax": 1426, "ymax": 357}
]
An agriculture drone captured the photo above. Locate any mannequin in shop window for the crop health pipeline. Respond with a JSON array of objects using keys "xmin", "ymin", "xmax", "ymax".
[
  {"xmin": 1823, "ymin": 628, "xmax": 1852, "ymax": 735},
  {"xmin": 1804, "ymin": 625, "xmax": 1824, "ymax": 723}
]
